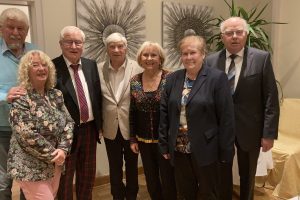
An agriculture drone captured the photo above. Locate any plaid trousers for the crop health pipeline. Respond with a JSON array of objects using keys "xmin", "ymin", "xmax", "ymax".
[{"xmin": 57, "ymin": 121, "xmax": 97, "ymax": 200}]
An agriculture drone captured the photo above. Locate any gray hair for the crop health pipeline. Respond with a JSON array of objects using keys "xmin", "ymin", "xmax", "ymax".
[
  {"xmin": 104, "ymin": 32, "xmax": 127, "ymax": 47},
  {"xmin": 0, "ymin": 8, "xmax": 29, "ymax": 28},
  {"xmin": 220, "ymin": 16, "xmax": 249, "ymax": 34},
  {"xmin": 59, "ymin": 26, "xmax": 85, "ymax": 42}
]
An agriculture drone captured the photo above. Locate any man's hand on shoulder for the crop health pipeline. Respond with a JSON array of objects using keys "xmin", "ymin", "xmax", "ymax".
[{"xmin": 6, "ymin": 86, "xmax": 26, "ymax": 103}]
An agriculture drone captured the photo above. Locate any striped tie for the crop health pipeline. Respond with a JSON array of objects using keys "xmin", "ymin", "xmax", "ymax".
[
  {"xmin": 228, "ymin": 54, "xmax": 237, "ymax": 94},
  {"xmin": 71, "ymin": 64, "xmax": 89, "ymax": 122}
]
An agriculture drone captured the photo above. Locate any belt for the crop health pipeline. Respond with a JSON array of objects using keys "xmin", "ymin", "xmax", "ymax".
[{"xmin": 77, "ymin": 120, "xmax": 95, "ymax": 128}]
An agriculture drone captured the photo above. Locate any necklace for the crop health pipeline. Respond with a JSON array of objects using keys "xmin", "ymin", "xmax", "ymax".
[{"xmin": 142, "ymin": 70, "xmax": 162, "ymax": 92}]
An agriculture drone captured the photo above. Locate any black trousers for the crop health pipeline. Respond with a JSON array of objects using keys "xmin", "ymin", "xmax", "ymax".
[
  {"xmin": 237, "ymin": 144, "xmax": 260, "ymax": 200},
  {"xmin": 104, "ymin": 129, "xmax": 138, "ymax": 200},
  {"xmin": 218, "ymin": 142, "xmax": 260, "ymax": 200},
  {"xmin": 174, "ymin": 151, "xmax": 218, "ymax": 200},
  {"xmin": 139, "ymin": 142, "xmax": 177, "ymax": 200}
]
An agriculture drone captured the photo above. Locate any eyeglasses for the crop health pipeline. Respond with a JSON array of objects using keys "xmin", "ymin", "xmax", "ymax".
[
  {"xmin": 62, "ymin": 40, "xmax": 83, "ymax": 47},
  {"xmin": 222, "ymin": 30, "xmax": 245, "ymax": 37}
]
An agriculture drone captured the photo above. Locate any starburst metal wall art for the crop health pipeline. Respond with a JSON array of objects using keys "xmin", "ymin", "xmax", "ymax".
[
  {"xmin": 76, "ymin": 0, "xmax": 146, "ymax": 63},
  {"xmin": 162, "ymin": 1, "xmax": 214, "ymax": 68}
]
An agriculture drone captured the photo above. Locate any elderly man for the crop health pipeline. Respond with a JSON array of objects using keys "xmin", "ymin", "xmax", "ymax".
[
  {"xmin": 98, "ymin": 32, "xmax": 143, "ymax": 200},
  {"xmin": 205, "ymin": 16, "xmax": 280, "ymax": 200},
  {"xmin": 0, "ymin": 8, "xmax": 36, "ymax": 200},
  {"xmin": 53, "ymin": 26, "xmax": 103, "ymax": 200}
]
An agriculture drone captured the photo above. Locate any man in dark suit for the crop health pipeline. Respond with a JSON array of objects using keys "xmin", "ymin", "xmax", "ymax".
[
  {"xmin": 53, "ymin": 26, "xmax": 102, "ymax": 200},
  {"xmin": 159, "ymin": 35, "xmax": 235, "ymax": 199},
  {"xmin": 205, "ymin": 17, "xmax": 280, "ymax": 200}
]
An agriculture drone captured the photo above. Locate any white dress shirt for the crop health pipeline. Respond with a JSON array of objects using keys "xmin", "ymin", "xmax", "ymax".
[
  {"xmin": 63, "ymin": 56, "xmax": 94, "ymax": 123},
  {"xmin": 225, "ymin": 48, "xmax": 244, "ymax": 90}
]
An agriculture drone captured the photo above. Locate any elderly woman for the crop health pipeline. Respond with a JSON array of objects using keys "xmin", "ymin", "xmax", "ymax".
[
  {"xmin": 129, "ymin": 41, "xmax": 177, "ymax": 199},
  {"xmin": 159, "ymin": 35, "xmax": 235, "ymax": 199},
  {"xmin": 7, "ymin": 50, "xmax": 74, "ymax": 200}
]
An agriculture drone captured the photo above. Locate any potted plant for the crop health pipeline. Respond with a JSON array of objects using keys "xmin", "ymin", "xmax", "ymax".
[{"xmin": 207, "ymin": 0, "xmax": 286, "ymax": 53}]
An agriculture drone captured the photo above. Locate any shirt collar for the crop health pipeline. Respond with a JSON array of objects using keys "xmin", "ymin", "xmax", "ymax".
[
  {"xmin": 0, "ymin": 38, "xmax": 26, "ymax": 58},
  {"xmin": 63, "ymin": 55, "xmax": 82, "ymax": 69},
  {"xmin": 108, "ymin": 59, "xmax": 126, "ymax": 71},
  {"xmin": 226, "ymin": 48, "xmax": 244, "ymax": 59}
]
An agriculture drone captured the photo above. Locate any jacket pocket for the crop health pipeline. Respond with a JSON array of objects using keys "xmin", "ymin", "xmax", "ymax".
[{"xmin": 204, "ymin": 128, "xmax": 218, "ymax": 142}]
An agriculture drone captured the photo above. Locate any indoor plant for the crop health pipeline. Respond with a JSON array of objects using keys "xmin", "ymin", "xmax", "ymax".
[{"xmin": 207, "ymin": 0, "xmax": 286, "ymax": 53}]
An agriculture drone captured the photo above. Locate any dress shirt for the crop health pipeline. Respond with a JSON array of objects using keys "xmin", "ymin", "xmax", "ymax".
[
  {"xmin": 225, "ymin": 48, "xmax": 244, "ymax": 90},
  {"xmin": 0, "ymin": 38, "xmax": 36, "ymax": 130},
  {"xmin": 108, "ymin": 62, "xmax": 126, "ymax": 102},
  {"xmin": 63, "ymin": 56, "xmax": 94, "ymax": 123}
]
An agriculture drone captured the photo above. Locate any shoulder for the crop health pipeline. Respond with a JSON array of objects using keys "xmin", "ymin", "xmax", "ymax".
[
  {"xmin": 81, "ymin": 57, "xmax": 97, "ymax": 65},
  {"xmin": 52, "ymin": 55, "xmax": 64, "ymax": 65},
  {"xmin": 247, "ymin": 47, "xmax": 270, "ymax": 57},
  {"xmin": 127, "ymin": 59, "xmax": 143, "ymax": 72},
  {"xmin": 131, "ymin": 72, "xmax": 142, "ymax": 82},
  {"xmin": 48, "ymin": 89, "xmax": 65, "ymax": 106},
  {"xmin": 202, "ymin": 65, "xmax": 227, "ymax": 82},
  {"xmin": 205, "ymin": 50, "xmax": 224, "ymax": 64}
]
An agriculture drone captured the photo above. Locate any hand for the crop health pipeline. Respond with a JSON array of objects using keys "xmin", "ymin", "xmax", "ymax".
[
  {"xmin": 162, "ymin": 153, "xmax": 171, "ymax": 160},
  {"xmin": 99, "ymin": 129, "xmax": 103, "ymax": 141},
  {"xmin": 6, "ymin": 86, "xmax": 26, "ymax": 103},
  {"xmin": 261, "ymin": 138, "xmax": 274, "ymax": 152},
  {"xmin": 130, "ymin": 143, "xmax": 139, "ymax": 154},
  {"xmin": 51, "ymin": 149, "xmax": 66, "ymax": 166}
]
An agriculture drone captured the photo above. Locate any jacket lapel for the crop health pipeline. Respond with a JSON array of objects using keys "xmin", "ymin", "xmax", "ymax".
[
  {"xmin": 118, "ymin": 58, "xmax": 132, "ymax": 103},
  {"xmin": 102, "ymin": 60, "xmax": 118, "ymax": 103},
  {"xmin": 186, "ymin": 66, "xmax": 208, "ymax": 105},
  {"xmin": 81, "ymin": 58, "xmax": 93, "ymax": 103},
  {"xmin": 218, "ymin": 49, "xmax": 227, "ymax": 72},
  {"xmin": 173, "ymin": 70, "xmax": 186, "ymax": 111},
  {"xmin": 58, "ymin": 56, "xmax": 79, "ymax": 108},
  {"xmin": 234, "ymin": 47, "xmax": 253, "ymax": 96}
]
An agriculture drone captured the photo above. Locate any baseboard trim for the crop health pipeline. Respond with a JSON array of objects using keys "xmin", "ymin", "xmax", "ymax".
[{"xmin": 94, "ymin": 167, "xmax": 144, "ymax": 187}]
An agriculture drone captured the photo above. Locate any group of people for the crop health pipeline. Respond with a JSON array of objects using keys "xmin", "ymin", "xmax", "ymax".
[{"xmin": 0, "ymin": 7, "xmax": 279, "ymax": 200}]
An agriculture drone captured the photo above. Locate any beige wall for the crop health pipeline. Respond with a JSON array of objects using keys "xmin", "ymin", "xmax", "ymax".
[
  {"xmin": 38, "ymin": 0, "xmax": 277, "ymax": 177},
  {"xmin": 271, "ymin": 0, "xmax": 300, "ymax": 98}
]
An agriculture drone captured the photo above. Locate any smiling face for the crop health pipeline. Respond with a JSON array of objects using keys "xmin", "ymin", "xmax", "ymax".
[
  {"xmin": 107, "ymin": 41, "xmax": 127, "ymax": 64},
  {"xmin": 28, "ymin": 53, "xmax": 49, "ymax": 91},
  {"xmin": 221, "ymin": 17, "xmax": 248, "ymax": 54},
  {"xmin": 180, "ymin": 37, "xmax": 205, "ymax": 73},
  {"xmin": 59, "ymin": 30, "xmax": 84, "ymax": 64},
  {"xmin": 140, "ymin": 45, "xmax": 161, "ymax": 71},
  {"xmin": 1, "ymin": 18, "xmax": 28, "ymax": 54}
]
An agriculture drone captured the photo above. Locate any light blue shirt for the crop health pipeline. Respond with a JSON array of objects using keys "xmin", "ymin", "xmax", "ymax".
[{"xmin": 0, "ymin": 38, "xmax": 36, "ymax": 131}]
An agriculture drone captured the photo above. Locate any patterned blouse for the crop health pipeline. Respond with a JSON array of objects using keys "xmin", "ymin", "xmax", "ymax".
[
  {"xmin": 176, "ymin": 76, "xmax": 195, "ymax": 153},
  {"xmin": 7, "ymin": 88, "xmax": 74, "ymax": 181},
  {"xmin": 130, "ymin": 69, "xmax": 170, "ymax": 143}
]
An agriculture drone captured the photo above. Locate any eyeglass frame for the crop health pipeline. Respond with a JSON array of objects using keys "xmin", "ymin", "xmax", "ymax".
[
  {"xmin": 222, "ymin": 29, "xmax": 246, "ymax": 37},
  {"xmin": 61, "ymin": 40, "xmax": 83, "ymax": 47}
]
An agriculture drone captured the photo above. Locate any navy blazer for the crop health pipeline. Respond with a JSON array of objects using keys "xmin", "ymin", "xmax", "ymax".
[
  {"xmin": 53, "ymin": 55, "xmax": 103, "ymax": 135},
  {"xmin": 205, "ymin": 47, "xmax": 279, "ymax": 151},
  {"xmin": 159, "ymin": 65, "xmax": 235, "ymax": 167}
]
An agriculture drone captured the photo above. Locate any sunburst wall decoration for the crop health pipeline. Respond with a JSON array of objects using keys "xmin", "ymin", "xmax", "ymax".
[
  {"xmin": 76, "ymin": 0, "xmax": 146, "ymax": 63},
  {"xmin": 162, "ymin": 1, "xmax": 214, "ymax": 69}
]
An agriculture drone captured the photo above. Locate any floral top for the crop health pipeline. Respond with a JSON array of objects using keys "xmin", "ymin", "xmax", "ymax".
[
  {"xmin": 130, "ymin": 69, "xmax": 170, "ymax": 143},
  {"xmin": 7, "ymin": 88, "xmax": 74, "ymax": 181}
]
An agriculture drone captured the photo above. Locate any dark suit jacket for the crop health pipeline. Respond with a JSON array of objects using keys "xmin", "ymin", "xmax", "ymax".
[
  {"xmin": 159, "ymin": 65, "xmax": 235, "ymax": 167},
  {"xmin": 205, "ymin": 47, "xmax": 279, "ymax": 151},
  {"xmin": 52, "ymin": 55, "xmax": 102, "ymax": 136}
]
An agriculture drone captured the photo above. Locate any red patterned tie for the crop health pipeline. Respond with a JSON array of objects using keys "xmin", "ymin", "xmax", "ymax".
[{"xmin": 70, "ymin": 64, "xmax": 89, "ymax": 122}]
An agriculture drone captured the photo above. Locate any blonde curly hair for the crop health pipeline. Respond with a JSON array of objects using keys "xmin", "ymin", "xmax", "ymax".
[{"xmin": 18, "ymin": 50, "xmax": 56, "ymax": 91}]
